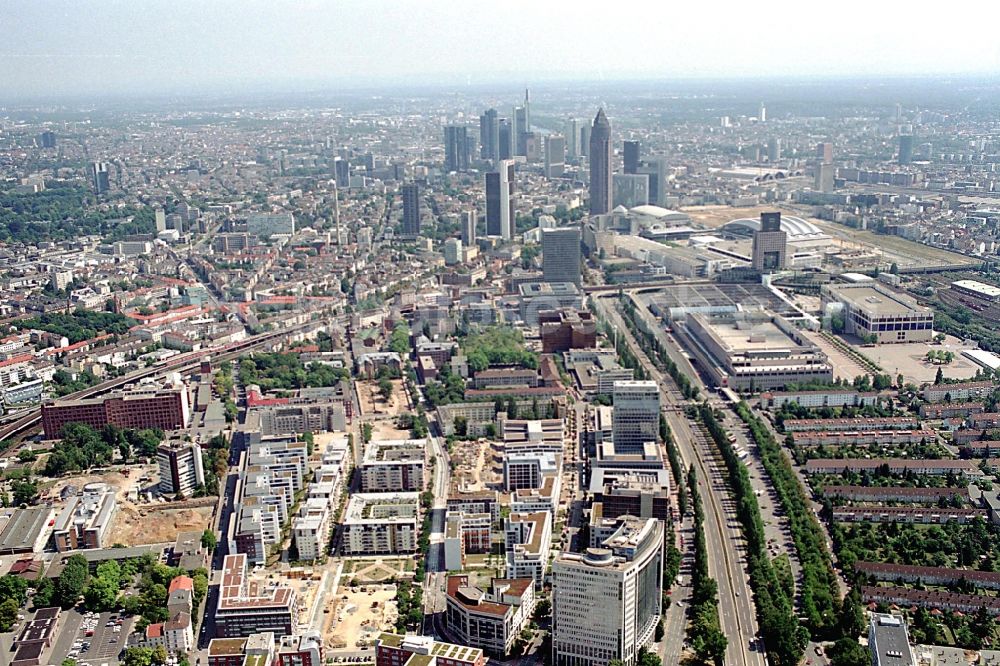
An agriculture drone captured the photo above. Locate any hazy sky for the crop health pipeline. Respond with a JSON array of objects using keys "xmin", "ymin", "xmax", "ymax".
[{"xmin": 3, "ymin": 0, "xmax": 1000, "ymax": 99}]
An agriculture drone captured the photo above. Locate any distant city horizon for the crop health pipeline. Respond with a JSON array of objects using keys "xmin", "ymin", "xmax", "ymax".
[
  {"xmin": 3, "ymin": 0, "xmax": 1000, "ymax": 100},
  {"xmin": 3, "ymin": 71, "xmax": 1000, "ymax": 109}
]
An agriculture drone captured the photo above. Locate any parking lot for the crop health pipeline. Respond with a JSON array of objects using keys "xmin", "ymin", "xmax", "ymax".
[{"xmin": 50, "ymin": 609, "xmax": 134, "ymax": 666}]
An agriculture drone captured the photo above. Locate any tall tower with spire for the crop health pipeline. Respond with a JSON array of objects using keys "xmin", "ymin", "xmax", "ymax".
[
  {"xmin": 589, "ymin": 109, "xmax": 612, "ymax": 216},
  {"xmin": 524, "ymin": 88, "xmax": 530, "ymax": 136}
]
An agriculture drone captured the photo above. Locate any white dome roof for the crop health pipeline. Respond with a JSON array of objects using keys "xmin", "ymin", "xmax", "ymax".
[
  {"xmin": 722, "ymin": 215, "xmax": 828, "ymax": 240},
  {"xmin": 629, "ymin": 205, "xmax": 687, "ymax": 219}
]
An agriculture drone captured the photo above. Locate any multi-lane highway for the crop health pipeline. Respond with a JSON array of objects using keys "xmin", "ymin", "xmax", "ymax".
[{"xmin": 593, "ymin": 295, "xmax": 765, "ymax": 666}]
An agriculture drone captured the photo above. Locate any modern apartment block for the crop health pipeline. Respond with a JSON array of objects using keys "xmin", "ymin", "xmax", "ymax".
[
  {"xmin": 157, "ymin": 440, "xmax": 206, "ymax": 496},
  {"xmin": 504, "ymin": 511, "xmax": 552, "ymax": 588},
  {"xmin": 41, "ymin": 380, "xmax": 191, "ymax": 438},
  {"xmin": 590, "ymin": 469, "xmax": 671, "ymax": 523},
  {"xmin": 360, "ymin": 439, "xmax": 427, "ymax": 492},
  {"xmin": 375, "ymin": 633, "xmax": 486, "ymax": 666},
  {"xmin": 868, "ymin": 614, "xmax": 915, "ymax": 666},
  {"xmin": 207, "ymin": 632, "xmax": 276, "ymax": 666},
  {"xmin": 52, "ymin": 483, "xmax": 116, "ymax": 552},
  {"xmin": 445, "ymin": 575, "xmax": 536, "ymax": 656},
  {"xmin": 292, "ymin": 497, "xmax": 333, "ymax": 562},
  {"xmin": 342, "ymin": 493, "xmax": 420, "ymax": 555},
  {"xmin": 552, "ymin": 517, "xmax": 664, "ymax": 666},
  {"xmin": 232, "ymin": 436, "xmax": 310, "ymax": 565},
  {"xmin": 214, "ymin": 554, "xmax": 297, "ymax": 638},
  {"xmin": 503, "ymin": 450, "xmax": 560, "ymax": 491},
  {"xmin": 611, "ymin": 381, "xmax": 660, "ymax": 454}
]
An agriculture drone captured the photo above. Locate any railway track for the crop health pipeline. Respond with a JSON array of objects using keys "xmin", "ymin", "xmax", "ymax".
[{"xmin": 0, "ymin": 321, "xmax": 315, "ymax": 452}]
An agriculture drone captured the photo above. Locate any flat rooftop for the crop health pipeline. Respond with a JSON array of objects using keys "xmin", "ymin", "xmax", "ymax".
[
  {"xmin": 0, "ymin": 507, "xmax": 51, "ymax": 553},
  {"xmin": 828, "ymin": 284, "xmax": 927, "ymax": 316},
  {"xmin": 953, "ymin": 279, "xmax": 1000, "ymax": 298},
  {"xmin": 707, "ymin": 317, "xmax": 802, "ymax": 354}
]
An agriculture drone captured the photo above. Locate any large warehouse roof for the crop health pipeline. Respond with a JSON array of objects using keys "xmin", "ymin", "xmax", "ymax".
[{"xmin": 722, "ymin": 215, "xmax": 829, "ymax": 241}]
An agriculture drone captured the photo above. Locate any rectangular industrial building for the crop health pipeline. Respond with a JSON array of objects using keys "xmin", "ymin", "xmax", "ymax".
[
  {"xmin": 673, "ymin": 312, "xmax": 832, "ymax": 391},
  {"xmin": 822, "ymin": 283, "xmax": 933, "ymax": 344}
]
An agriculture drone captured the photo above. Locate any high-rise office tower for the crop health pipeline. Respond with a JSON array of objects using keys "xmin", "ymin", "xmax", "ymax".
[
  {"xmin": 758, "ymin": 102, "xmax": 767, "ymax": 122},
  {"xmin": 612, "ymin": 174, "xmax": 650, "ymax": 209},
  {"xmin": 544, "ymin": 135, "xmax": 566, "ymax": 178},
  {"xmin": 155, "ymin": 209, "xmax": 167, "ymax": 233},
  {"xmin": 815, "ymin": 163, "xmax": 835, "ymax": 193},
  {"xmin": 751, "ymin": 211, "xmax": 787, "ymax": 272},
  {"xmin": 637, "ymin": 158, "xmax": 667, "ymax": 207},
  {"xmin": 580, "ymin": 124, "xmax": 592, "ymax": 157},
  {"xmin": 444, "ymin": 125, "xmax": 470, "ymax": 172},
  {"xmin": 90, "ymin": 162, "xmax": 111, "ymax": 195},
  {"xmin": 542, "ymin": 226, "xmax": 581, "ymax": 286},
  {"xmin": 766, "ymin": 138, "xmax": 781, "ymax": 162},
  {"xmin": 486, "ymin": 160, "xmax": 515, "ymax": 241},
  {"xmin": 479, "ymin": 109, "xmax": 500, "ymax": 162},
  {"xmin": 361, "ymin": 153, "xmax": 375, "ymax": 175},
  {"xmin": 461, "ymin": 210, "xmax": 477, "ymax": 246},
  {"xmin": 512, "ymin": 88, "xmax": 530, "ymax": 156},
  {"xmin": 334, "ymin": 158, "xmax": 350, "ymax": 188},
  {"xmin": 815, "ymin": 142, "xmax": 835, "ymax": 193},
  {"xmin": 894, "ymin": 102, "xmax": 903, "ymax": 122},
  {"xmin": 898, "ymin": 134, "xmax": 914, "ymax": 165},
  {"xmin": 39, "ymin": 131, "xmax": 56, "ymax": 149},
  {"xmin": 611, "ymin": 380, "xmax": 659, "ymax": 454},
  {"xmin": 623, "ymin": 140, "xmax": 640, "ymax": 175},
  {"xmin": 816, "ymin": 142, "xmax": 834, "ymax": 164},
  {"xmin": 523, "ymin": 89, "xmax": 530, "ymax": 135},
  {"xmin": 589, "ymin": 109, "xmax": 613, "ymax": 216},
  {"xmin": 564, "ymin": 118, "xmax": 579, "ymax": 159},
  {"xmin": 498, "ymin": 120, "xmax": 513, "ymax": 161},
  {"xmin": 552, "ymin": 517, "xmax": 663, "ymax": 666},
  {"xmin": 401, "ymin": 183, "xmax": 421, "ymax": 236}
]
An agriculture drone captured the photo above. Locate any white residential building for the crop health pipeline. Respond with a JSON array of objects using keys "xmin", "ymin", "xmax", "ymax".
[
  {"xmin": 504, "ymin": 511, "xmax": 551, "ymax": 588},
  {"xmin": 360, "ymin": 439, "xmax": 426, "ymax": 492},
  {"xmin": 342, "ymin": 493, "xmax": 420, "ymax": 556}
]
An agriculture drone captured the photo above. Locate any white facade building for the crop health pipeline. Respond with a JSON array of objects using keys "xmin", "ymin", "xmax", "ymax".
[{"xmin": 552, "ymin": 517, "xmax": 664, "ymax": 666}]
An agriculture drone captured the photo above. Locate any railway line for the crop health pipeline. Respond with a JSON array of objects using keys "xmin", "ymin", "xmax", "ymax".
[{"xmin": 0, "ymin": 321, "xmax": 315, "ymax": 449}]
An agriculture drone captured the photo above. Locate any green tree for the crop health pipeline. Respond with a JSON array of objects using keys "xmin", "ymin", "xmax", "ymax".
[
  {"xmin": 935, "ymin": 366, "xmax": 944, "ymax": 385},
  {"xmin": 828, "ymin": 637, "xmax": 870, "ymax": 666},
  {"xmin": 0, "ymin": 598, "xmax": 18, "ymax": 631},
  {"xmin": 31, "ymin": 576, "xmax": 54, "ymax": 608},
  {"xmin": 12, "ymin": 478, "xmax": 38, "ymax": 506},
  {"xmin": 201, "ymin": 529, "xmax": 218, "ymax": 551},
  {"xmin": 379, "ymin": 377, "xmax": 393, "ymax": 401},
  {"xmin": 0, "ymin": 574, "xmax": 29, "ymax": 606},
  {"xmin": 55, "ymin": 554, "xmax": 89, "ymax": 608},
  {"xmin": 839, "ymin": 587, "xmax": 866, "ymax": 639},
  {"xmin": 83, "ymin": 575, "xmax": 119, "ymax": 611},
  {"xmin": 121, "ymin": 647, "xmax": 155, "ymax": 666}
]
